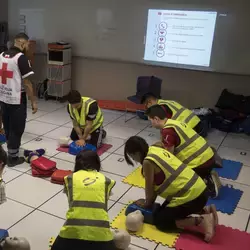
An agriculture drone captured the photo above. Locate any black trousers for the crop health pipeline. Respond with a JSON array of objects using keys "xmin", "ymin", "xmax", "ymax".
[
  {"xmin": 154, "ymin": 189, "xmax": 208, "ymax": 231},
  {"xmin": 1, "ymin": 92, "xmax": 27, "ymax": 158},
  {"xmin": 70, "ymin": 126, "xmax": 104, "ymax": 148},
  {"xmin": 51, "ymin": 236, "xmax": 116, "ymax": 250}
]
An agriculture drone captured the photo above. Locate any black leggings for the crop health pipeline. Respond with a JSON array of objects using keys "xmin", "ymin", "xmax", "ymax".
[
  {"xmin": 1, "ymin": 92, "xmax": 27, "ymax": 157},
  {"xmin": 51, "ymin": 236, "xmax": 116, "ymax": 250},
  {"xmin": 154, "ymin": 190, "xmax": 208, "ymax": 231}
]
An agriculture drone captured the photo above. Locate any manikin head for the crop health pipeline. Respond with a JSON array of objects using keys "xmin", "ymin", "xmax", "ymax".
[
  {"xmin": 141, "ymin": 94, "xmax": 158, "ymax": 109},
  {"xmin": 145, "ymin": 105, "xmax": 168, "ymax": 129},
  {"xmin": 14, "ymin": 33, "xmax": 30, "ymax": 54},
  {"xmin": 67, "ymin": 90, "xmax": 82, "ymax": 109},
  {"xmin": 124, "ymin": 136, "xmax": 149, "ymax": 165},
  {"xmin": 1, "ymin": 237, "xmax": 30, "ymax": 250}
]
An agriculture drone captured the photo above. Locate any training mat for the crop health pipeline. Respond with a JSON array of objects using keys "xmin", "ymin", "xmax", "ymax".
[
  {"xmin": 111, "ymin": 205, "xmax": 179, "ymax": 247},
  {"xmin": 48, "ymin": 237, "xmax": 55, "ymax": 250},
  {"xmin": 215, "ymin": 159, "xmax": 243, "ymax": 180},
  {"xmin": 175, "ymin": 225, "xmax": 250, "ymax": 250},
  {"xmin": 123, "ymin": 166, "xmax": 145, "ymax": 188},
  {"xmin": 207, "ymin": 185, "xmax": 243, "ymax": 214},
  {"xmin": 123, "ymin": 167, "xmax": 243, "ymax": 214},
  {"xmin": 56, "ymin": 143, "xmax": 112, "ymax": 156}
]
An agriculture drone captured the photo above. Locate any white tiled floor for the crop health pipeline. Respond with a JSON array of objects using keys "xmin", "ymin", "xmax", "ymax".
[{"xmin": 0, "ymin": 100, "xmax": 250, "ymax": 250}]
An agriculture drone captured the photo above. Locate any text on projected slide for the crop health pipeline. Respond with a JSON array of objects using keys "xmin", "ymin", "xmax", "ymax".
[{"xmin": 144, "ymin": 10, "xmax": 217, "ymax": 67}]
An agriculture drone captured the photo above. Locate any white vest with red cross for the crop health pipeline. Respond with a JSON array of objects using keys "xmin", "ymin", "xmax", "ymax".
[{"xmin": 0, "ymin": 52, "xmax": 23, "ymax": 104}]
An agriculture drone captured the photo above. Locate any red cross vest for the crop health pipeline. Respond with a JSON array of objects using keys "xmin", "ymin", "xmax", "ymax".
[{"xmin": 0, "ymin": 52, "xmax": 23, "ymax": 104}]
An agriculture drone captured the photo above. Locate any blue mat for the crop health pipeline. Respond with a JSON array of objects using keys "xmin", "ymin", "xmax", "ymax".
[
  {"xmin": 207, "ymin": 185, "xmax": 243, "ymax": 214},
  {"xmin": 0, "ymin": 229, "xmax": 8, "ymax": 240},
  {"xmin": 215, "ymin": 159, "xmax": 242, "ymax": 180}
]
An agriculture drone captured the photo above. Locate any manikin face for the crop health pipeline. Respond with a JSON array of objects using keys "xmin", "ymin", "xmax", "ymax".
[
  {"xmin": 149, "ymin": 116, "xmax": 163, "ymax": 129},
  {"xmin": 2, "ymin": 237, "xmax": 30, "ymax": 250}
]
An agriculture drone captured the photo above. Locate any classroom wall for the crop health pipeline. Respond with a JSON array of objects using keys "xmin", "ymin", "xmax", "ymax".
[
  {"xmin": 33, "ymin": 54, "xmax": 250, "ymax": 108},
  {"xmin": 0, "ymin": 0, "xmax": 8, "ymax": 22},
  {"xmin": 11, "ymin": 0, "xmax": 250, "ymax": 108}
]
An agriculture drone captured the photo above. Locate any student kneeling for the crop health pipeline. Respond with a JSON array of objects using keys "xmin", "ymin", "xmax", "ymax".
[
  {"xmin": 51, "ymin": 150, "xmax": 116, "ymax": 250},
  {"xmin": 67, "ymin": 90, "xmax": 106, "ymax": 149},
  {"xmin": 124, "ymin": 136, "xmax": 218, "ymax": 242}
]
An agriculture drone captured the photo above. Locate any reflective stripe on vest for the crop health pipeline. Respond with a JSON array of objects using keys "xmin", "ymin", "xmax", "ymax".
[
  {"xmin": 69, "ymin": 97, "xmax": 103, "ymax": 133},
  {"xmin": 165, "ymin": 122, "xmax": 212, "ymax": 165},
  {"xmin": 60, "ymin": 172, "xmax": 115, "ymax": 240},
  {"xmin": 147, "ymin": 153, "xmax": 198, "ymax": 200},
  {"xmin": 66, "ymin": 174, "xmax": 111, "ymax": 214},
  {"xmin": 158, "ymin": 100, "xmax": 199, "ymax": 128}
]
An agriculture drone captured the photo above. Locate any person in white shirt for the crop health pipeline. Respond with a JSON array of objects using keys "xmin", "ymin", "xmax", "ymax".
[{"xmin": 0, "ymin": 33, "xmax": 37, "ymax": 167}]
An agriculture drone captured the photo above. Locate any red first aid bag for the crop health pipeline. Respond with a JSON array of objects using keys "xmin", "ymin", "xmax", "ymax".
[
  {"xmin": 51, "ymin": 170, "xmax": 72, "ymax": 185},
  {"xmin": 31, "ymin": 157, "xmax": 57, "ymax": 177}
]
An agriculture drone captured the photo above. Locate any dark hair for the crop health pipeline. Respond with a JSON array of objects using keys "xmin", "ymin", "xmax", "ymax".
[
  {"xmin": 0, "ymin": 146, "xmax": 7, "ymax": 168},
  {"xmin": 141, "ymin": 93, "xmax": 157, "ymax": 104},
  {"xmin": 124, "ymin": 136, "xmax": 149, "ymax": 166},
  {"xmin": 74, "ymin": 150, "xmax": 101, "ymax": 172},
  {"xmin": 14, "ymin": 33, "xmax": 29, "ymax": 41},
  {"xmin": 145, "ymin": 105, "xmax": 167, "ymax": 120},
  {"xmin": 67, "ymin": 90, "xmax": 82, "ymax": 104}
]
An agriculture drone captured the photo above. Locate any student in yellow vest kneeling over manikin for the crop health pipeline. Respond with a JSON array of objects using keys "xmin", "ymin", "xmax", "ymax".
[
  {"xmin": 141, "ymin": 93, "xmax": 207, "ymax": 137},
  {"xmin": 67, "ymin": 90, "xmax": 106, "ymax": 149},
  {"xmin": 145, "ymin": 105, "xmax": 222, "ymax": 198},
  {"xmin": 51, "ymin": 150, "xmax": 117, "ymax": 250},
  {"xmin": 124, "ymin": 136, "xmax": 218, "ymax": 243}
]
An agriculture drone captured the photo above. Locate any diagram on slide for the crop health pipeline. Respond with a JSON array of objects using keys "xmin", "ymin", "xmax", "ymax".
[{"xmin": 144, "ymin": 10, "xmax": 217, "ymax": 67}]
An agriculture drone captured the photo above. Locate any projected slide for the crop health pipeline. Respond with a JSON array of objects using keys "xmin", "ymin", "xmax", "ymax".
[{"xmin": 144, "ymin": 10, "xmax": 217, "ymax": 67}]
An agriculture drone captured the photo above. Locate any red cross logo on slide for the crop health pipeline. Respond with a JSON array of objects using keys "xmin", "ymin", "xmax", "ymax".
[{"xmin": 0, "ymin": 63, "xmax": 14, "ymax": 84}]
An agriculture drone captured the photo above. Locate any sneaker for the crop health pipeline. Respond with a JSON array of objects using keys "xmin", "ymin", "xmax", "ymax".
[
  {"xmin": 102, "ymin": 130, "xmax": 107, "ymax": 139},
  {"xmin": 7, "ymin": 156, "xmax": 25, "ymax": 167},
  {"xmin": 206, "ymin": 171, "xmax": 222, "ymax": 198},
  {"xmin": 206, "ymin": 175, "xmax": 217, "ymax": 199}
]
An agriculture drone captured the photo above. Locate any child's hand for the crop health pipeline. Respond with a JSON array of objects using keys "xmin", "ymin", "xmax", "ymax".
[{"xmin": 0, "ymin": 129, "xmax": 4, "ymax": 135}]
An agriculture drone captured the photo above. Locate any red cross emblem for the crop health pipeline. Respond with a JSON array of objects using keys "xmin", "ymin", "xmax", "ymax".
[{"xmin": 0, "ymin": 63, "xmax": 14, "ymax": 84}]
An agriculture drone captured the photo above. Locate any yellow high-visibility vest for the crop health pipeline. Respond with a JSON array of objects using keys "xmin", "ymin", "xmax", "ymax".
[
  {"xmin": 68, "ymin": 97, "xmax": 103, "ymax": 133},
  {"xmin": 164, "ymin": 119, "xmax": 214, "ymax": 169},
  {"xmin": 145, "ymin": 146, "xmax": 206, "ymax": 207},
  {"xmin": 59, "ymin": 170, "xmax": 116, "ymax": 241},
  {"xmin": 158, "ymin": 99, "xmax": 200, "ymax": 129}
]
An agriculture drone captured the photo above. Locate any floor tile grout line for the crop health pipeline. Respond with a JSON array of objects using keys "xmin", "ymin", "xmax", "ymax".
[
  {"xmin": 7, "ymin": 209, "xmax": 37, "ymax": 231},
  {"xmin": 36, "ymin": 209, "xmax": 66, "ymax": 221},
  {"xmin": 7, "ymin": 188, "xmax": 65, "ymax": 231},
  {"xmin": 6, "ymin": 197, "xmax": 37, "ymax": 210},
  {"xmin": 237, "ymin": 206, "xmax": 250, "ymax": 213},
  {"xmin": 245, "ymin": 213, "xmax": 250, "ymax": 232},
  {"xmin": 154, "ymin": 244, "xmax": 159, "ymax": 250},
  {"xmin": 110, "ymin": 186, "xmax": 133, "ymax": 210}
]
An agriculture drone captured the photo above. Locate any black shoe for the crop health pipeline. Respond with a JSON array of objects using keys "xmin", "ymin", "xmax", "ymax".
[
  {"xmin": 7, "ymin": 156, "xmax": 25, "ymax": 167},
  {"xmin": 102, "ymin": 130, "xmax": 107, "ymax": 139},
  {"xmin": 206, "ymin": 171, "xmax": 221, "ymax": 199}
]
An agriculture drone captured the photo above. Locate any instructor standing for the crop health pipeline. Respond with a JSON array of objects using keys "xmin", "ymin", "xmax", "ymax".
[{"xmin": 0, "ymin": 33, "xmax": 37, "ymax": 167}]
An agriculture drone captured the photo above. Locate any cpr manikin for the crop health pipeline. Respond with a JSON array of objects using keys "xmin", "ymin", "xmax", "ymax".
[
  {"xmin": 126, "ymin": 210, "xmax": 144, "ymax": 232},
  {"xmin": 113, "ymin": 229, "xmax": 131, "ymax": 249},
  {"xmin": 58, "ymin": 137, "xmax": 70, "ymax": 147},
  {"xmin": 0, "ymin": 237, "xmax": 30, "ymax": 250}
]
